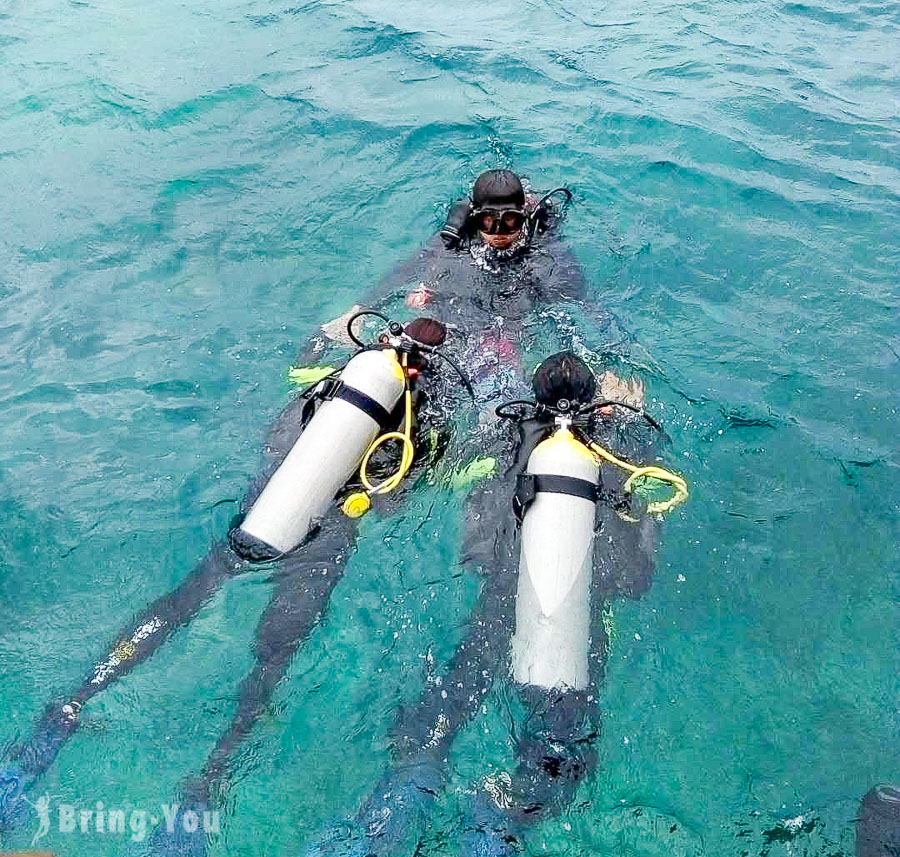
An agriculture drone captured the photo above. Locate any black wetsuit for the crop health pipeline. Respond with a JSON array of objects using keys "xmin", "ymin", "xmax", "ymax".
[{"xmin": 857, "ymin": 786, "xmax": 900, "ymax": 857}]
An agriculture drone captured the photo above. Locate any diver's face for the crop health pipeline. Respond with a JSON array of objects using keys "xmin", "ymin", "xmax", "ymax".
[{"xmin": 480, "ymin": 229, "xmax": 522, "ymax": 250}]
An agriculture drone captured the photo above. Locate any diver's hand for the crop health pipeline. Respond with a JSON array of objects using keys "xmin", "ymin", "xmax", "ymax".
[
  {"xmin": 405, "ymin": 285, "xmax": 434, "ymax": 308},
  {"xmin": 597, "ymin": 370, "xmax": 645, "ymax": 410},
  {"xmin": 320, "ymin": 305, "xmax": 364, "ymax": 345}
]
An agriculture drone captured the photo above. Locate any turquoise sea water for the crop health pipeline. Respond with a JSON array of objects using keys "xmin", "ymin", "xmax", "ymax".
[{"xmin": 1, "ymin": 0, "xmax": 898, "ymax": 854}]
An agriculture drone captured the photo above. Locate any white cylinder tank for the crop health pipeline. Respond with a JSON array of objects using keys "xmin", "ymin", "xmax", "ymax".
[
  {"xmin": 511, "ymin": 430, "xmax": 599, "ymax": 691},
  {"xmin": 239, "ymin": 348, "xmax": 406, "ymax": 554}
]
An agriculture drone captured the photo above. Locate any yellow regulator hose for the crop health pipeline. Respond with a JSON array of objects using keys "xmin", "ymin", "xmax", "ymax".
[
  {"xmin": 588, "ymin": 441, "xmax": 689, "ymax": 515},
  {"xmin": 342, "ymin": 353, "xmax": 416, "ymax": 518}
]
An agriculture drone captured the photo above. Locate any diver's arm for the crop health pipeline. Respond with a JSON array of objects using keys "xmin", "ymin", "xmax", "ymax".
[
  {"xmin": 366, "ymin": 234, "xmax": 448, "ymax": 307},
  {"xmin": 537, "ymin": 236, "xmax": 632, "ymax": 356},
  {"xmin": 541, "ymin": 235, "xmax": 590, "ymax": 303},
  {"xmin": 293, "ymin": 235, "xmax": 451, "ymax": 368},
  {"xmin": 593, "ymin": 477, "xmax": 656, "ymax": 601}
]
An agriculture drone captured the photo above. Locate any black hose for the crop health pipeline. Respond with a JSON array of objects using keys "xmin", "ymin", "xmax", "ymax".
[
  {"xmin": 578, "ymin": 400, "xmax": 663, "ymax": 433},
  {"xmin": 495, "ymin": 400, "xmax": 538, "ymax": 420},
  {"xmin": 536, "ymin": 187, "xmax": 573, "ymax": 209},
  {"xmin": 427, "ymin": 349, "xmax": 475, "ymax": 400},
  {"xmin": 346, "ymin": 309, "xmax": 391, "ymax": 348},
  {"xmin": 525, "ymin": 187, "xmax": 573, "ymax": 246},
  {"xmin": 343, "ymin": 310, "xmax": 474, "ymax": 401},
  {"xmin": 494, "ymin": 395, "xmax": 665, "ymax": 435}
]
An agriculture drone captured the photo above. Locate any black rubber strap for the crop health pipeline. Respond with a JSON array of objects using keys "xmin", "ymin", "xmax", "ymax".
[
  {"xmin": 513, "ymin": 472, "xmax": 598, "ymax": 524},
  {"xmin": 532, "ymin": 474, "xmax": 599, "ymax": 503},
  {"xmin": 333, "ymin": 383, "xmax": 393, "ymax": 429}
]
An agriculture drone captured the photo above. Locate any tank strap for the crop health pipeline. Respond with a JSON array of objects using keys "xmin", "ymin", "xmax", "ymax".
[
  {"xmin": 534, "ymin": 474, "xmax": 599, "ymax": 502},
  {"xmin": 513, "ymin": 472, "xmax": 598, "ymax": 522},
  {"xmin": 320, "ymin": 379, "xmax": 393, "ymax": 429}
]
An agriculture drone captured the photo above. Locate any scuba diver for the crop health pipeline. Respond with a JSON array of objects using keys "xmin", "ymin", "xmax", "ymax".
[
  {"xmin": 0, "ymin": 170, "xmax": 625, "ymax": 853},
  {"xmin": 304, "ymin": 351, "xmax": 687, "ymax": 857}
]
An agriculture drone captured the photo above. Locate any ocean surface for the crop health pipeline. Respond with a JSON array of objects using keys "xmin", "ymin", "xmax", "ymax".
[{"xmin": 1, "ymin": 0, "xmax": 898, "ymax": 854}]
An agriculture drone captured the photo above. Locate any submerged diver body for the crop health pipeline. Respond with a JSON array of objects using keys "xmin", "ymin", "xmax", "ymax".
[
  {"xmin": 306, "ymin": 351, "xmax": 666, "ymax": 857},
  {"xmin": 0, "ymin": 171, "xmax": 624, "ymax": 853},
  {"xmin": 857, "ymin": 786, "xmax": 900, "ymax": 857}
]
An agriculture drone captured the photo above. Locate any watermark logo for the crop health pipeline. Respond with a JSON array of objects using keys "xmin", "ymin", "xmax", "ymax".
[
  {"xmin": 20, "ymin": 794, "xmax": 52, "ymax": 848},
  {"xmin": 18, "ymin": 794, "xmax": 219, "ymax": 844}
]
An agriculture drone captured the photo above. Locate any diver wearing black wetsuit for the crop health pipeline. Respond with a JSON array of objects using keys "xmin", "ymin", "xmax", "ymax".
[
  {"xmin": 0, "ymin": 171, "xmax": 618, "ymax": 852},
  {"xmin": 305, "ymin": 352, "xmax": 660, "ymax": 857}
]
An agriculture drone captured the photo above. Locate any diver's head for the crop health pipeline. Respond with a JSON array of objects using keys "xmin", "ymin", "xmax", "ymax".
[
  {"xmin": 471, "ymin": 169, "xmax": 527, "ymax": 250},
  {"xmin": 404, "ymin": 317, "xmax": 446, "ymax": 347},
  {"xmin": 532, "ymin": 351, "xmax": 596, "ymax": 411}
]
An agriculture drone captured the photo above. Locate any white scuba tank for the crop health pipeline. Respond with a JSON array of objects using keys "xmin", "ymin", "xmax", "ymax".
[
  {"xmin": 238, "ymin": 348, "xmax": 406, "ymax": 554},
  {"xmin": 510, "ymin": 429, "xmax": 600, "ymax": 691}
]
